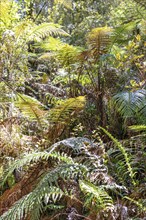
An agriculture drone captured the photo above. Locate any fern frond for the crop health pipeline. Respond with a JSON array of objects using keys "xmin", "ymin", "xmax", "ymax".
[
  {"xmin": 0, "ymin": 185, "xmax": 65, "ymax": 220},
  {"xmin": 124, "ymin": 196, "xmax": 146, "ymax": 212},
  {"xmin": 2, "ymin": 151, "xmax": 74, "ymax": 186},
  {"xmin": 1, "ymin": 163, "xmax": 87, "ymax": 220},
  {"xmin": 86, "ymin": 27, "xmax": 112, "ymax": 56},
  {"xmin": 48, "ymin": 96, "xmax": 86, "ymax": 124},
  {"xmin": 14, "ymin": 21, "xmax": 69, "ymax": 42},
  {"xmin": 79, "ymin": 180, "xmax": 113, "ymax": 211},
  {"xmin": 108, "ymin": 150, "xmax": 135, "ymax": 184},
  {"xmin": 35, "ymin": 37, "xmax": 65, "ymax": 51},
  {"xmin": 57, "ymin": 44, "xmax": 82, "ymax": 66},
  {"xmin": 112, "ymin": 21, "xmax": 141, "ymax": 45},
  {"xmin": 128, "ymin": 125, "xmax": 146, "ymax": 132},
  {"xmin": 2, "ymin": 137, "xmax": 97, "ymax": 186},
  {"xmin": 14, "ymin": 20, "xmax": 33, "ymax": 38},
  {"xmin": 112, "ymin": 89, "xmax": 146, "ymax": 119},
  {"xmin": 27, "ymin": 23, "xmax": 69, "ymax": 42},
  {"xmin": 100, "ymin": 127, "xmax": 136, "ymax": 185},
  {"xmin": 14, "ymin": 94, "xmax": 47, "ymax": 122}
]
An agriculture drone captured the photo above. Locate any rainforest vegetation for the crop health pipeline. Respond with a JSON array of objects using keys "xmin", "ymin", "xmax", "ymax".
[{"xmin": 0, "ymin": 0, "xmax": 146, "ymax": 219}]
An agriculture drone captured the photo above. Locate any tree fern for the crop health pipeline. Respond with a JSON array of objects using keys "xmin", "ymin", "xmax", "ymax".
[
  {"xmin": 86, "ymin": 27, "xmax": 112, "ymax": 56},
  {"xmin": 1, "ymin": 134, "xmax": 136, "ymax": 220},
  {"xmin": 0, "ymin": 177, "xmax": 65, "ymax": 220},
  {"xmin": 4, "ymin": 19, "xmax": 69, "ymax": 42},
  {"xmin": 14, "ymin": 94, "xmax": 85, "ymax": 126}
]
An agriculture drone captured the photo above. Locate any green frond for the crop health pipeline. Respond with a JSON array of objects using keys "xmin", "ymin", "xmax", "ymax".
[
  {"xmin": 108, "ymin": 148, "xmax": 135, "ymax": 185},
  {"xmin": 86, "ymin": 27, "xmax": 113, "ymax": 56},
  {"xmin": 0, "ymin": 136, "xmax": 107, "ymax": 220},
  {"xmin": 14, "ymin": 94, "xmax": 47, "ymax": 122},
  {"xmin": 106, "ymin": 133, "xmax": 146, "ymax": 187},
  {"xmin": 14, "ymin": 20, "xmax": 33, "ymax": 38},
  {"xmin": 124, "ymin": 196, "xmax": 146, "ymax": 212},
  {"xmin": 112, "ymin": 89, "xmax": 146, "ymax": 119},
  {"xmin": 57, "ymin": 44, "xmax": 82, "ymax": 66},
  {"xmin": 112, "ymin": 21, "xmax": 141, "ymax": 44},
  {"xmin": 14, "ymin": 21, "xmax": 69, "ymax": 41},
  {"xmin": 27, "ymin": 23, "xmax": 69, "ymax": 42},
  {"xmin": 48, "ymin": 96, "xmax": 86, "ymax": 124},
  {"xmin": 35, "ymin": 37, "xmax": 65, "ymax": 51},
  {"xmin": 2, "ymin": 151, "xmax": 74, "ymax": 186},
  {"xmin": 0, "ymin": 185, "xmax": 65, "ymax": 220},
  {"xmin": 100, "ymin": 127, "xmax": 136, "ymax": 185},
  {"xmin": 45, "ymin": 92, "xmax": 64, "ymax": 107},
  {"xmin": 1, "ymin": 163, "xmax": 87, "ymax": 220},
  {"xmin": 2, "ymin": 136, "xmax": 97, "ymax": 186},
  {"xmin": 128, "ymin": 125, "xmax": 146, "ymax": 132},
  {"xmin": 138, "ymin": 101, "xmax": 146, "ymax": 123},
  {"xmin": 79, "ymin": 180, "xmax": 113, "ymax": 211}
]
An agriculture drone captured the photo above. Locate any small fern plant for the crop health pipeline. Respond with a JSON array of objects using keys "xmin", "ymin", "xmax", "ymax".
[
  {"xmin": 100, "ymin": 127, "xmax": 136, "ymax": 186},
  {"xmin": 0, "ymin": 137, "xmax": 115, "ymax": 220}
]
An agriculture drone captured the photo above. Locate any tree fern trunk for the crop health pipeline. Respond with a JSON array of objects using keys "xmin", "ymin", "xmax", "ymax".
[{"xmin": 96, "ymin": 69, "xmax": 106, "ymax": 127}]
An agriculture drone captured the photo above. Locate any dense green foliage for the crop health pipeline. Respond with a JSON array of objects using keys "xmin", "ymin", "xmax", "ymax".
[{"xmin": 0, "ymin": 0, "xmax": 146, "ymax": 219}]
